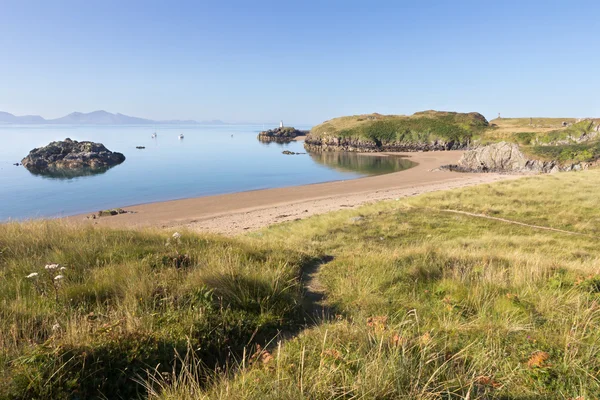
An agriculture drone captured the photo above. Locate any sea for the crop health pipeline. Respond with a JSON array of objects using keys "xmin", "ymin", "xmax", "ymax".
[{"xmin": 0, "ymin": 124, "xmax": 415, "ymax": 221}]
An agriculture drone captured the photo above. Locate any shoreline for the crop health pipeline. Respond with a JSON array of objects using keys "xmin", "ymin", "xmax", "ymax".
[{"xmin": 67, "ymin": 150, "xmax": 522, "ymax": 235}]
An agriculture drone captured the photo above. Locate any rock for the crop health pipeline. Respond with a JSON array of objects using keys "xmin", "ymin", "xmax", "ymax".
[
  {"xmin": 457, "ymin": 142, "xmax": 527, "ymax": 171},
  {"xmin": 304, "ymin": 135, "xmax": 468, "ymax": 153},
  {"xmin": 136, "ymin": 146, "xmax": 145, "ymax": 149},
  {"xmin": 443, "ymin": 141, "xmax": 589, "ymax": 173},
  {"xmin": 97, "ymin": 208, "xmax": 129, "ymax": 217},
  {"xmin": 21, "ymin": 138, "xmax": 125, "ymax": 173},
  {"xmin": 13, "ymin": 163, "xmax": 20, "ymax": 166},
  {"xmin": 282, "ymin": 150, "xmax": 296, "ymax": 155},
  {"xmin": 257, "ymin": 127, "xmax": 308, "ymax": 143}
]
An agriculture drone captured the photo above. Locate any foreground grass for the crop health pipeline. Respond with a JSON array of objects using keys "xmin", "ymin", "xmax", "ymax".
[
  {"xmin": 2, "ymin": 170, "xmax": 600, "ymax": 399},
  {"xmin": 0, "ymin": 226, "xmax": 310, "ymax": 398}
]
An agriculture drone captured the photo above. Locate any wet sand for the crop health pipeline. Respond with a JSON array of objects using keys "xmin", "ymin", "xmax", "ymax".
[{"xmin": 68, "ymin": 151, "xmax": 518, "ymax": 235}]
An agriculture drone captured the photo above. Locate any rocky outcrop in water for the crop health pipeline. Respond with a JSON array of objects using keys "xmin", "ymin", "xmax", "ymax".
[
  {"xmin": 21, "ymin": 138, "xmax": 125, "ymax": 174},
  {"xmin": 443, "ymin": 142, "xmax": 590, "ymax": 173},
  {"xmin": 257, "ymin": 127, "xmax": 308, "ymax": 143},
  {"xmin": 303, "ymin": 136, "xmax": 468, "ymax": 152}
]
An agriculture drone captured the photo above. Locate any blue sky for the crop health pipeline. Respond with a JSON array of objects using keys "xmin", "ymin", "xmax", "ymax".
[{"xmin": 1, "ymin": 0, "xmax": 599, "ymax": 124}]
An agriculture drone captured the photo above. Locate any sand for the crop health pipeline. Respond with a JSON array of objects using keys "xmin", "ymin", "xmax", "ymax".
[{"xmin": 68, "ymin": 150, "xmax": 519, "ymax": 235}]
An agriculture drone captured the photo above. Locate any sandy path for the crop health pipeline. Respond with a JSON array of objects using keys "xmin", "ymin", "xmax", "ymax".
[{"xmin": 67, "ymin": 151, "xmax": 519, "ymax": 235}]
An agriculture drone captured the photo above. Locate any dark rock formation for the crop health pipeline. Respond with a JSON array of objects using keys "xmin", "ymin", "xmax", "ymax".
[
  {"xmin": 443, "ymin": 142, "xmax": 590, "ymax": 173},
  {"xmin": 258, "ymin": 127, "xmax": 308, "ymax": 143},
  {"xmin": 304, "ymin": 136, "xmax": 468, "ymax": 153},
  {"xmin": 97, "ymin": 208, "xmax": 129, "ymax": 217},
  {"xmin": 21, "ymin": 138, "xmax": 125, "ymax": 174},
  {"xmin": 282, "ymin": 150, "xmax": 306, "ymax": 155},
  {"xmin": 136, "ymin": 146, "xmax": 145, "ymax": 149}
]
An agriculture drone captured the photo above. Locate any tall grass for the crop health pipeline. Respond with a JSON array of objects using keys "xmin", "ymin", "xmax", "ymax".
[{"xmin": 0, "ymin": 224, "xmax": 309, "ymax": 398}]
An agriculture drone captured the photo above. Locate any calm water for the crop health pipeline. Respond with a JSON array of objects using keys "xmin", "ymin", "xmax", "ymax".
[{"xmin": 0, "ymin": 125, "xmax": 415, "ymax": 221}]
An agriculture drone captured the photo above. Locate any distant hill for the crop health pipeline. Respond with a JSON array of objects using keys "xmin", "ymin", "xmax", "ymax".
[
  {"xmin": 49, "ymin": 110, "xmax": 153, "ymax": 125},
  {"xmin": 0, "ymin": 110, "xmax": 225, "ymax": 125},
  {"xmin": 0, "ymin": 111, "xmax": 46, "ymax": 124}
]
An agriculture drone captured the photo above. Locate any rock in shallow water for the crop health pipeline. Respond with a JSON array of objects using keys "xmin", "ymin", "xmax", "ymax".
[{"xmin": 21, "ymin": 138, "xmax": 125, "ymax": 173}]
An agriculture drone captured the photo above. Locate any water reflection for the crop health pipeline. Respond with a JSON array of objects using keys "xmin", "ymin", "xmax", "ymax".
[
  {"xmin": 24, "ymin": 166, "xmax": 114, "ymax": 180},
  {"xmin": 257, "ymin": 138, "xmax": 296, "ymax": 147},
  {"xmin": 308, "ymin": 152, "xmax": 416, "ymax": 175}
]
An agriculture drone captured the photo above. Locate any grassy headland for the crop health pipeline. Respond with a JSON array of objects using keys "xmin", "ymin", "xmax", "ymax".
[
  {"xmin": 307, "ymin": 111, "xmax": 600, "ymax": 165},
  {"xmin": 2, "ymin": 169, "xmax": 600, "ymax": 398},
  {"xmin": 306, "ymin": 111, "xmax": 489, "ymax": 150}
]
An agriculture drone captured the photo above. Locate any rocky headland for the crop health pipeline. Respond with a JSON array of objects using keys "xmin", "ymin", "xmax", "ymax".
[
  {"xmin": 257, "ymin": 127, "xmax": 308, "ymax": 143},
  {"xmin": 21, "ymin": 138, "xmax": 126, "ymax": 175},
  {"xmin": 442, "ymin": 142, "xmax": 593, "ymax": 173},
  {"xmin": 304, "ymin": 136, "xmax": 468, "ymax": 152}
]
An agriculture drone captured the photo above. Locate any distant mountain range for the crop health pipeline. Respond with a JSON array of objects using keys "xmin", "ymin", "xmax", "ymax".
[{"xmin": 0, "ymin": 110, "xmax": 226, "ymax": 125}]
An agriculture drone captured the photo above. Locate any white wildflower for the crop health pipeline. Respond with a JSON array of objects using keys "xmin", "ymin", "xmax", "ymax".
[
  {"xmin": 52, "ymin": 323, "xmax": 61, "ymax": 332},
  {"xmin": 172, "ymin": 232, "xmax": 182, "ymax": 239},
  {"xmin": 26, "ymin": 272, "xmax": 39, "ymax": 278},
  {"xmin": 54, "ymin": 275, "xmax": 64, "ymax": 281},
  {"xmin": 59, "ymin": 266, "xmax": 67, "ymax": 271},
  {"xmin": 45, "ymin": 263, "xmax": 59, "ymax": 270}
]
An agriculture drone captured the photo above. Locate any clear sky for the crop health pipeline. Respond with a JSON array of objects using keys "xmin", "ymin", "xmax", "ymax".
[{"xmin": 1, "ymin": 0, "xmax": 599, "ymax": 124}]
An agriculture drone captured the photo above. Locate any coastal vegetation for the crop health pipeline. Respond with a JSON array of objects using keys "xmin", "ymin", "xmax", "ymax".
[
  {"xmin": 2, "ymin": 169, "xmax": 600, "ymax": 398},
  {"xmin": 306, "ymin": 111, "xmax": 600, "ymax": 168}
]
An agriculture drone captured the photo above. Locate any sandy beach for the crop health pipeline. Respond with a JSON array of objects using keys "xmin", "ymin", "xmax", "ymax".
[{"xmin": 68, "ymin": 150, "xmax": 519, "ymax": 235}]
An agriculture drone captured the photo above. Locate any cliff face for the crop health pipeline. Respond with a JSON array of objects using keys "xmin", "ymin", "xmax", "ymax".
[{"xmin": 304, "ymin": 111, "xmax": 487, "ymax": 152}]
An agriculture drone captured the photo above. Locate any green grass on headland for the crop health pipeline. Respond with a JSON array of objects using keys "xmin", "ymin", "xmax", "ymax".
[
  {"xmin": 2, "ymin": 170, "xmax": 600, "ymax": 399},
  {"xmin": 309, "ymin": 111, "xmax": 489, "ymax": 145}
]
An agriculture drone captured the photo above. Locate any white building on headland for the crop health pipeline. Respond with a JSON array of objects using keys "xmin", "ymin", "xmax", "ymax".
[{"xmin": 280, "ymin": 120, "xmax": 283, "ymax": 128}]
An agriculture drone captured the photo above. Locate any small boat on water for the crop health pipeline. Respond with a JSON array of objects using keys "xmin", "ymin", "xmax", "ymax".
[
  {"xmin": 151, "ymin": 132, "xmax": 157, "ymax": 138},
  {"xmin": 178, "ymin": 134, "xmax": 184, "ymax": 139}
]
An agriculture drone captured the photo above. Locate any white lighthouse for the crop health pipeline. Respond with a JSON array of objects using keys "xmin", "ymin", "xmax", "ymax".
[{"xmin": 279, "ymin": 120, "xmax": 284, "ymax": 128}]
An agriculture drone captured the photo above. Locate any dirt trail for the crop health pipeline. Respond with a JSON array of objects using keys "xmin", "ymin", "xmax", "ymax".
[
  {"xmin": 441, "ymin": 209, "xmax": 596, "ymax": 238},
  {"xmin": 300, "ymin": 256, "xmax": 335, "ymax": 323}
]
